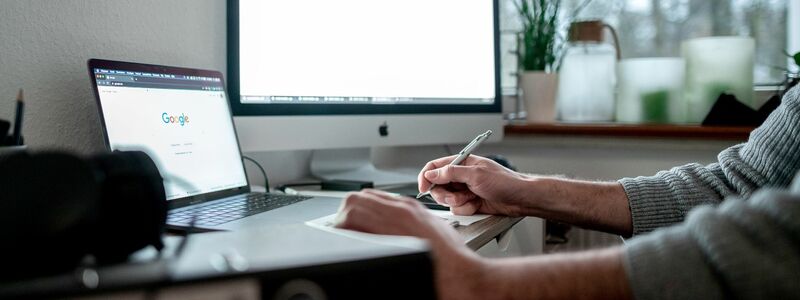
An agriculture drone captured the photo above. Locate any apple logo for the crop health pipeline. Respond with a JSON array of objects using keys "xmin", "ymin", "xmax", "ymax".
[{"xmin": 379, "ymin": 121, "xmax": 389, "ymax": 137}]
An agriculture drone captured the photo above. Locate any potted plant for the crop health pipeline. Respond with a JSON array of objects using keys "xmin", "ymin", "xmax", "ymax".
[
  {"xmin": 514, "ymin": 0, "xmax": 561, "ymax": 123},
  {"xmin": 788, "ymin": 51, "xmax": 800, "ymax": 92}
]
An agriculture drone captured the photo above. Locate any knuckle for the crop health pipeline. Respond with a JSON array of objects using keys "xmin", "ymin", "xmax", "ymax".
[
  {"xmin": 473, "ymin": 166, "xmax": 488, "ymax": 179},
  {"xmin": 342, "ymin": 192, "xmax": 362, "ymax": 206},
  {"xmin": 400, "ymin": 196, "xmax": 425, "ymax": 209},
  {"xmin": 443, "ymin": 165, "xmax": 455, "ymax": 176},
  {"xmin": 395, "ymin": 195, "xmax": 414, "ymax": 204}
]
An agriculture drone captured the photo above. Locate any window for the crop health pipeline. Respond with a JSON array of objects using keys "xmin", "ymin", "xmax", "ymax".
[{"xmin": 500, "ymin": 0, "xmax": 794, "ymax": 92}]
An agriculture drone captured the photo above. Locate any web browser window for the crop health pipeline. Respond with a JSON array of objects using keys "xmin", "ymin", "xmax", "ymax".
[{"xmin": 94, "ymin": 69, "xmax": 248, "ymax": 200}]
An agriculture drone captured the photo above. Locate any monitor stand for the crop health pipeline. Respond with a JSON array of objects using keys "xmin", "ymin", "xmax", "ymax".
[{"xmin": 310, "ymin": 148, "xmax": 416, "ymax": 186}]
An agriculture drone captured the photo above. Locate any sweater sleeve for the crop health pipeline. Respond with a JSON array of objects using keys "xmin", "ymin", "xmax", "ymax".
[
  {"xmin": 622, "ymin": 188, "xmax": 800, "ymax": 300},
  {"xmin": 619, "ymin": 87, "xmax": 800, "ymax": 235}
]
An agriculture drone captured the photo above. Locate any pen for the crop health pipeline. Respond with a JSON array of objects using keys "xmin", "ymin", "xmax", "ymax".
[
  {"xmin": 416, "ymin": 130, "xmax": 492, "ymax": 199},
  {"xmin": 12, "ymin": 89, "xmax": 24, "ymax": 146}
]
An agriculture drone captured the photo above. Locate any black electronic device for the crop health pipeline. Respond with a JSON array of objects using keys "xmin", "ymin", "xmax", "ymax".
[
  {"xmin": 0, "ymin": 150, "xmax": 167, "ymax": 282},
  {"xmin": 321, "ymin": 179, "xmax": 374, "ymax": 191},
  {"xmin": 0, "ymin": 120, "xmax": 8, "ymax": 144},
  {"xmin": 702, "ymin": 92, "xmax": 781, "ymax": 127}
]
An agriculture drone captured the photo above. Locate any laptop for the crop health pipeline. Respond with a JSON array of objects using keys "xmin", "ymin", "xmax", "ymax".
[{"xmin": 88, "ymin": 59, "xmax": 340, "ymax": 231}]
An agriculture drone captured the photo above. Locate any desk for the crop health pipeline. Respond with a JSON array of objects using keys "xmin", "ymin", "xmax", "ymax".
[{"xmin": 457, "ymin": 215, "xmax": 524, "ymax": 250}]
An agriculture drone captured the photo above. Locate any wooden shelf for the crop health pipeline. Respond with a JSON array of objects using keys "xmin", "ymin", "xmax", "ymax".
[{"xmin": 505, "ymin": 123, "xmax": 754, "ymax": 140}]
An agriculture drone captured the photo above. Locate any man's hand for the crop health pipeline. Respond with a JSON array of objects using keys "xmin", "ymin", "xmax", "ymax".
[
  {"xmin": 335, "ymin": 189, "xmax": 463, "ymax": 247},
  {"xmin": 419, "ymin": 155, "xmax": 533, "ymax": 216},
  {"xmin": 419, "ymin": 155, "xmax": 633, "ymax": 235},
  {"xmin": 335, "ymin": 190, "xmax": 489, "ymax": 300}
]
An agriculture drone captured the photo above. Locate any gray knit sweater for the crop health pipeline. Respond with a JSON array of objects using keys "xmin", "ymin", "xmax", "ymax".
[{"xmin": 619, "ymin": 86, "xmax": 800, "ymax": 299}]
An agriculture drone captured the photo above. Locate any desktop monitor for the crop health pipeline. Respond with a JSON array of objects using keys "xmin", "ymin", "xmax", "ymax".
[{"xmin": 228, "ymin": 0, "xmax": 503, "ymax": 184}]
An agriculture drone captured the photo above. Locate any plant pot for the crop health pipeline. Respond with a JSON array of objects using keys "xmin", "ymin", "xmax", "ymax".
[{"xmin": 520, "ymin": 72, "xmax": 558, "ymax": 123}]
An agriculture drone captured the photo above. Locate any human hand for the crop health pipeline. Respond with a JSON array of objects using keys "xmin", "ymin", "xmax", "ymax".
[
  {"xmin": 335, "ymin": 189, "xmax": 465, "ymax": 251},
  {"xmin": 419, "ymin": 155, "xmax": 532, "ymax": 216},
  {"xmin": 335, "ymin": 189, "xmax": 487, "ymax": 300}
]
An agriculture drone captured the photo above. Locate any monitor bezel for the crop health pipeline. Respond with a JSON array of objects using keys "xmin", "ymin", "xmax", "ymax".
[
  {"xmin": 87, "ymin": 58, "xmax": 251, "ymax": 210},
  {"xmin": 226, "ymin": 0, "xmax": 503, "ymax": 116}
]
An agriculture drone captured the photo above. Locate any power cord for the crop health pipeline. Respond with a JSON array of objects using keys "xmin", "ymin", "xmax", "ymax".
[{"xmin": 242, "ymin": 155, "xmax": 269, "ymax": 190}]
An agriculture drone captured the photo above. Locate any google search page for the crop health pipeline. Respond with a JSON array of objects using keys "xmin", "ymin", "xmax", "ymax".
[{"xmin": 98, "ymin": 86, "xmax": 248, "ymax": 200}]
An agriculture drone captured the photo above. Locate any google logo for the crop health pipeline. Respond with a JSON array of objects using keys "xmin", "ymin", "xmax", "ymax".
[{"xmin": 162, "ymin": 112, "xmax": 190, "ymax": 126}]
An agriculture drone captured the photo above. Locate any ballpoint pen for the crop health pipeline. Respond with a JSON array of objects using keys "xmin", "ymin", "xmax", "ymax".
[{"xmin": 416, "ymin": 130, "xmax": 493, "ymax": 199}]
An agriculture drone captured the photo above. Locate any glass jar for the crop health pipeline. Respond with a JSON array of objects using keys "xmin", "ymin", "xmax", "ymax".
[
  {"xmin": 557, "ymin": 42, "xmax": 617, "ymax": 122},
  {"xmin": 556, "ymin": 21, "xmax": 620, "ymax": 122},
  {"xmin": 616, "ymin": 58, "xmax": 686, "ymax": 124},
  {"xmin": 682, "ymin": 37, "xmax": 755, "ymax": 123}
]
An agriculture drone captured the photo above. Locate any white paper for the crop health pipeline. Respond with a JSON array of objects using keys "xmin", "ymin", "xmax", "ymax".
[
  {"xmin": 426, "ymin": 210, "xmax": 491, "ymax": 226},
  {"xmin": 305, "ymin": 214, "xmax": 429, "ymax": 249}
]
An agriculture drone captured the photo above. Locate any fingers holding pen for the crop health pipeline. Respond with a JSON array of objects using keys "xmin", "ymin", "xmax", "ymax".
[
  {"xmin": 424, "ymin": 165, "xmax": 478, "ymax": 186},
  {"xmin": 418, "ymin": 155, "xmax": 488, "ymax": 192},
  {"xmin": 430, "ymin": 187, "xmax": 477, "ymax": 207}
]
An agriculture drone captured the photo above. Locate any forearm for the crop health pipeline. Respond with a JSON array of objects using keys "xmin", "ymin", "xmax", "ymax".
[
  {"xmin": 620, "ymin": 87, "xmax": 800, "ymax": 235},
  {"xmin": 517, "ymin": 176, "xmax": 633, "ymax": 236},
  {"xmin": 478, "ymin": 247, "xmax": 631, "ymax": 300}
]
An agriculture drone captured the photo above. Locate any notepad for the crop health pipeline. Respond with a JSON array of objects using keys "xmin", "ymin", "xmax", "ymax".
[
  {"xmin": 425, "ymin": 210, "xmax": 491, "ymax": 226},
  {"xmin": 307, "ymin": 209, "xmax": 490, "ymax": 229}
]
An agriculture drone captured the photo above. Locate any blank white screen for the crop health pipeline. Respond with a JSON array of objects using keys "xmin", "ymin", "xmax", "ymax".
[{"xmin": 238, "ymin": 0, "xmax": 496, "ymax": 100}]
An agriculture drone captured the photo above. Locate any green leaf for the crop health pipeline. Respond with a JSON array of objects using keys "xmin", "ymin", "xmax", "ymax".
[
  {"xmin": 514, "ymin": 0, "xmax": 561, "ymax": 71},
  {"xmin": 794, "ymin": 52, "xmax": 800, "ymax": 67}
]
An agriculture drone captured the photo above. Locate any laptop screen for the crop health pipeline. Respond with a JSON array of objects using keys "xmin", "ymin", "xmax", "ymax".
[{"xmin": 93, "ymin": 66, "xmax": 248, "ymax": 201}]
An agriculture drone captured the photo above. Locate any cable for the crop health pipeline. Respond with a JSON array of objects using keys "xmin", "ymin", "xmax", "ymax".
[{"xmin": 242, "ymin": 155, "xmax": 269, "ymax": 190}]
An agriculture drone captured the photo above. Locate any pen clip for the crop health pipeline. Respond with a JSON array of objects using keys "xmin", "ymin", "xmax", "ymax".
[
  {"xmin": 458, "ymin": 131, "xmax": 491, "ymax": 155},
  {"xmin": 458, "ymin": 139, "xmax": 479, "ymax": 155}
]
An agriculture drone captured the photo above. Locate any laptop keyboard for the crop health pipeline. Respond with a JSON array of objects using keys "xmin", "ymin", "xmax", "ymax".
[{"xmin": 167, "ymin": 193, "xmax": 312, "ymax": 227}]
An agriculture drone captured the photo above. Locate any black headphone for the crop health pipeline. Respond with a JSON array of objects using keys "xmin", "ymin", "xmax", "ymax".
[{"xmin": 0, "ymin": 151, "xmax": 167, "ymax": 282}]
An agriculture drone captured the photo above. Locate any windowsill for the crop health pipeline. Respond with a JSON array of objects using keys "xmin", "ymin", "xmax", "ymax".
[{"xmin": 504, "ymin": 123, "xmax": 754, "ymax": 140}]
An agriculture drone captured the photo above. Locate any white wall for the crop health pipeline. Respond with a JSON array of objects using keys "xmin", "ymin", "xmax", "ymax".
[{"xmin": 0, "ymin": 0, "xmax": 226, "ymax": 153}]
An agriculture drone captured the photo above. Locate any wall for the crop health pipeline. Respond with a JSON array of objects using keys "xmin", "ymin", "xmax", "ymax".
[{"xmin": 0, "ymin": 0, "xmax": 226, "ymax": 153}]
